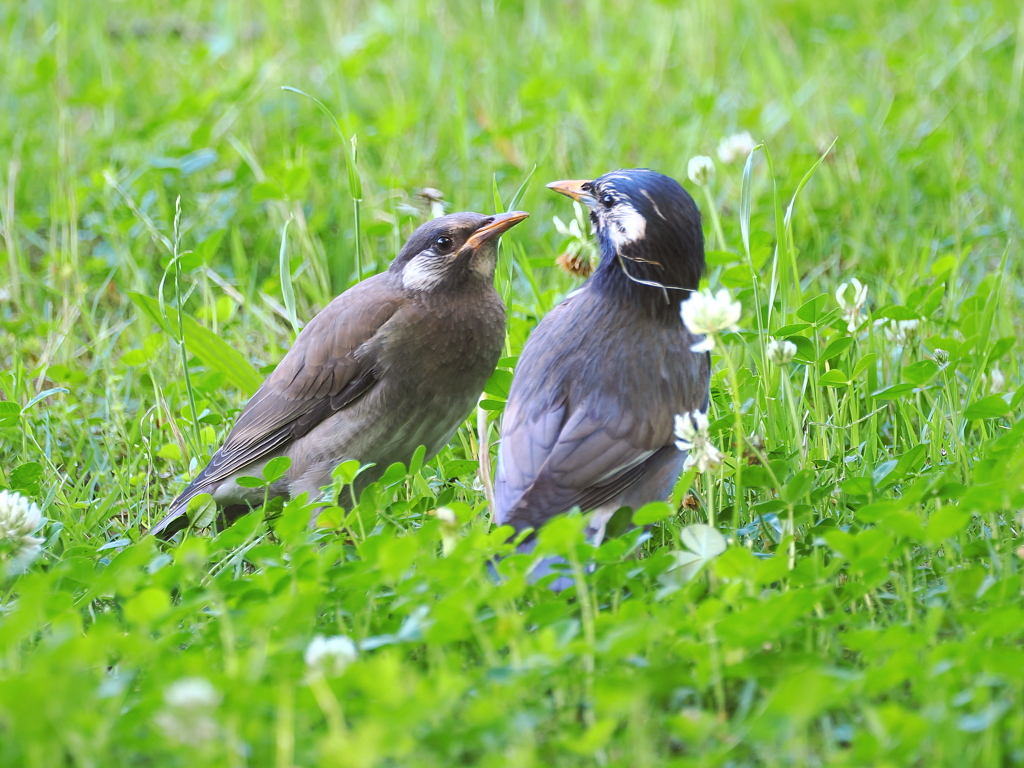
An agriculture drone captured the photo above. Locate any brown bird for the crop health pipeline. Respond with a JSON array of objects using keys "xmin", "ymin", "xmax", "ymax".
[
  {"xmin": 151, "ymin": 210, "xmax": 528, "ymax": 537},
  {"xmin": 494, "ymin": 170, "xmax": 709, "ymax": 584}
]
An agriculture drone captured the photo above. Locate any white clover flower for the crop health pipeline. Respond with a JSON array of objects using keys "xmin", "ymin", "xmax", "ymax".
[
  {"xmin": 880, "ymin": 318, "xmax": 921, "ymax": 346},
  {"xmin": 680, "ymin": 288, "xmax": 742, "ymax": 352},
  {"xmin": 552, "ymin": 210, "xmax": 585, "ymax": 240},
  {"xmin": 433, "ymin": 507, "xmax": 457, "ymax": 525},
  {"xmin": 835, "ymin": 278, "xmax": 868, "ymax": 333},
  {"xmin": 716, "ymin": 131, "xmax": 756, "ymax": 164},
  {"xmin": 553, "ymin": 203, "xmax": 584, "ymax": 239},
  {"xmin": 933, "ymin": 349, "xmax": 950, "ymax": 366},
  {"xmin": 674, "ymin": 411, "xmax": 723, "ymax": 474},
  {"xmin": 553, "ymin": 201, "xmax": 598, "ymax": 278},
  {"xmin": 687, "ymin": 155, "xmax": 716, "ymax": 187},
  {"xmin": 157, "ymin": 677, "xmax": 220, "ymax": 744},
  {"xmin": 982, "ymin": 368, "xmax": 1005, "ymax": 394},
  {"xmin": 305, "ymin": 634, "xmax": 358, "ymax": 677},
  {"xmin": 766, "ymin": 339, "xmax": 798, "ymax": 366},
  {"xmin": 164, "ymin": 677, "xmax": 220, "ymax": 710},
  {"xmin": 0, "ymin": 490, "xmax": 45, "ymax": 575},
  {"xmin": 431, "ymin": 507, "xmax": 459, "ymax": 555}
]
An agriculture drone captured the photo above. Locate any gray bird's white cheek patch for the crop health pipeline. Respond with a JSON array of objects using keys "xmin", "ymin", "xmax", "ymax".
[
  {"xmin": 402, "ymin": 253, "xmax": 450, "ymax": 291},
  {"xmin": 606, "ymin": 204, "xmax": 647, "ymax": 251}
]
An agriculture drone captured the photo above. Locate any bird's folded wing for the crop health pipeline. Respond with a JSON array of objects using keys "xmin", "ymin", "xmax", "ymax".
[
  {"xmin": 156, "ymin": 277, "xmax": 403, "ymax": 528},
  {"xmin": 495, "ymin": 397, "xmax": 667, "ymax": 532},
  {"xmin": 192, "ymin": 365, "xmax": 377, "ymax": 490}
]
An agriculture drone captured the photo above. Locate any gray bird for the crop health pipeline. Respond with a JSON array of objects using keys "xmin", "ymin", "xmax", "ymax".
[
  {"xmin": 494, "ymin": 169, "xmax": 709, "ymax": 578},
  {"xmin": 151, "ymin": 210, "xmax": 528, "ymax": 537}
]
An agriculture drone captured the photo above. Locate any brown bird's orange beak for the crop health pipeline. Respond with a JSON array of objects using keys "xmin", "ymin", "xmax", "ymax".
[
  {"xmin": 546, "ymin": 179, "xmax": 596, "ymax": 205},
  {"xmin": 465, "ymin": 210, "xmax": 530, "ymax": 250}
]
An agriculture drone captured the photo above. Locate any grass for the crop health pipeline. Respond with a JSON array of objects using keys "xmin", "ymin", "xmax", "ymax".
[{"xmin": 1, "ymin": 0, "xmax": 1023, "ymax": 765}]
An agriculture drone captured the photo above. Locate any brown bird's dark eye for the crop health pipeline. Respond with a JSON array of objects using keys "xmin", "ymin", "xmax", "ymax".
[
  {"xmin": 435, "ymin": 235, "xmax": 454, "ymax": 251},
  {"xmin": 600, "ymin": 194, "xmax": 616, "ymax": 208}
]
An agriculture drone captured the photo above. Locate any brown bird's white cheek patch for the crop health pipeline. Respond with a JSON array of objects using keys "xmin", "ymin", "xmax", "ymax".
[
  {"xmin": 604, "ymin": 203, "xmax": 647, "ymax": 251},
  {"xmin": 470, "ymin": 245, "xmax": 500, "ymax": 281},
  {"xmin": 471, "ymin": 256, "xmax": 493, "ymax": 280},
  {"xmin": 402, "ymin": 253, "xmax": 451, "ymax": 291}
]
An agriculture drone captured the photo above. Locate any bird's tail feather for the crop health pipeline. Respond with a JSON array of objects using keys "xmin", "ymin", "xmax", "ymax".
[
  {"xmin": 487, "ymin": 539, "xmax": 586, "ymax": 593},
  {"xmin": 523, "ymin": 552, "xmax": 579, "ymax": 592},
  {"xmin": 148, "ymin": 477, "xmax": 210, "ymax": 538},
  {"xmin": 148, "ymin": 499, "xmax": 190, "ymax": 538}
]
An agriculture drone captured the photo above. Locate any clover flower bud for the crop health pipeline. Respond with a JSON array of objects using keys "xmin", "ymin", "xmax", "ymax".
[
  {"xmin": 766, "ymin": 339, "xmax": 797, "ymax": 366},
  {"xmin": 716, "ymin": 131, "xmax": 756, "ymax": 164},
  {"xmin": 305, "ymin": 634, "xmax": 358, "ymax": 677},
  {"xmin": 687, "ymin": 155, "xmax": 716, "ymax": 187}
]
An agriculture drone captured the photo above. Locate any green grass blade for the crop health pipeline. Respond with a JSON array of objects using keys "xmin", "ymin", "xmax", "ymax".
[
  {"xmin": 129, "ymin": 292, "xmax": 263, "ymax": 396},
  {"xmin": 278, "ymin": 218, "xmax": 299, "ymax": 336}
]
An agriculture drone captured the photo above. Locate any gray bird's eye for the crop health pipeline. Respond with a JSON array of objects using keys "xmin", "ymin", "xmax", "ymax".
[
  {"xmin": 435, "ymin": 235, "xmax": 454, "ymax": 252},
  {"xmin": 600, "ymin": 193, "xmax": 616, "ymax": 208}
]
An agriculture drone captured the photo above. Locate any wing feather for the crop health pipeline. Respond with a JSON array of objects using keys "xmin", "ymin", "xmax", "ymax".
[
  {"xmin": 494, "ymin": 287, "xmax": 710, "ymax": 533},
  {"xmin": 151, "ymin": 275, "xmax": 404, "ymax": 535}
]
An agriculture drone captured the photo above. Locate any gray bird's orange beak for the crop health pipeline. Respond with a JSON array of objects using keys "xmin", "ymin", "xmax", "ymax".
[
  {"xmin": 465, "ymin": 210, "xmax": 530, "ymax": 250},
  {"xmin": 546, "ymin": 179, "xmax": 596, "ymax": 206}
]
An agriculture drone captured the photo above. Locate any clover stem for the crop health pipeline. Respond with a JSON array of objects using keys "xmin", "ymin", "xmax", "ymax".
[{"xmin": 712, "ymin": 333, "xmax": 746, "ymax": 533}]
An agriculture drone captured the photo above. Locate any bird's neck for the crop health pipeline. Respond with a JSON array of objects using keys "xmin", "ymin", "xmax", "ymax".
[{"xmin": 589, "ymin": 252, "xmax": 696, "ymax": 323}]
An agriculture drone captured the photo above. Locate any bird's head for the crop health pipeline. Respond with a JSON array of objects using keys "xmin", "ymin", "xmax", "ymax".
[
  {"xmin": 392, "ymin": 211, "xmax": 529, "ymax": 292},
  {"xmin": 547, "ymin": 169, "xmax": 704, "ymax": 294}
]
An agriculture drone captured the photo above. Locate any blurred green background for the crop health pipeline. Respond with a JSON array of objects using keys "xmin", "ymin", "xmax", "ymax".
[
  {"xmin": 4, "ymin": 0, "xmax": 1020, "ymax": 304},
  {"xmin": 2, "ymin": 1, "xmax": 1024, "ymax": 766}
]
